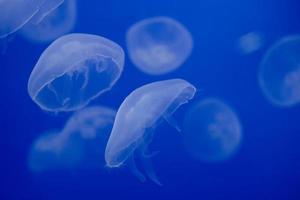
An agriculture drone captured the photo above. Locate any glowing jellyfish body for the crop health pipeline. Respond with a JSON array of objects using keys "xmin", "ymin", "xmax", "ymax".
[
  {"xmin": 105, "ymin": 79, "xmax": 196, "ymax": 184},
  {"xmin": 0, "ymin": 0, "xmax": 63, "ymax": 38},
  {"xmin": 28, "ymin": 106, "xmax": 116, "ymax": 172},
  {"xmin": 28, "ymin": 33, "xmax": 124, "ymax": 112},
  {"xmin": 21, "ymin": 0, "xmax": 76, "ymax": 43},
  {"xmin": 183, "ymin": 98, "xmax": 242, "ymax": 162},
  {"xmin": 126, "ymin": 17, "xmax": 193, "ymax": 75},
  {"xmin": 259, "ymin": 36, "xmax": 300, "ymax": 107}
]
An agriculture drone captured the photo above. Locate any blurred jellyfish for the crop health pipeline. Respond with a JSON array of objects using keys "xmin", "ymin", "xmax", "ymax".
[
  {"xmin": 0, "ymin": 0, "xmax": 63, "ymax": 39},
  {"xmin": 28, "ymin": 33, "xmax": 125, "ymax": 112},
  {"xmin": 28, "ymin": 106, "xmax": 116, "ymax": 172},
  {"xmin": 237, "ymin": 31, "xmax": 263, "ymax": 54},
  {"xmin": 259, "ymin": 35, "xmax": 300, "ymax": 107},
  {"xmin": 126, "ymin": 17, "xmax": 193, "ymax": 75},
  {"xmin": 183, "ymin": 98, "xmax": 242, "ymax": 163},
  {"xmin": 21, "ymin": 0, "xmax": 76, "ymax": 43},
  {"xmin": 105, "ymin": 79, "xmax": 196, "ymax": 185}
]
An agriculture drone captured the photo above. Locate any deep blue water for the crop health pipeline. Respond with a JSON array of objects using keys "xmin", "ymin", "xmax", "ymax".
[{"xmin": 1, "ymin": 0, "xmax": 300, "ymax": 199}]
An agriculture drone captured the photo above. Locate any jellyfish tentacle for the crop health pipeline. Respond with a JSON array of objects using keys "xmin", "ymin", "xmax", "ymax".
[
  {"xmin": 163, "ymin": 114, "xmax": 181, "ymax": 132},
  {"xmin": 127, "ymin": 156, "xmax": 146, "ymax": 183},
  {"xmin": 139, "ymin": 147, "xmax": 162, "ymax": 186}
]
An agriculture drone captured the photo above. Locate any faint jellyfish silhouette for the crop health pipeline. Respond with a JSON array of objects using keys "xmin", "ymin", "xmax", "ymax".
[
  {"xmin": 126, "ymin": 17, "xmax": 193, "ymax": 75},
  {"xmin": 0, "ymin": 0, "xmax": 63, "ymax": 39},
  {"xmin": 105, "ymin": 79, "xmax": 196, "ymax": 185},
  {"xmin": 28, "ymin": 33, "xmax": 125, "ymax": 112},
  {"xmin": 259, "ymin": 35, "xmax": 300, "ymax": 107},
  {"xmin": 28, "ymin": 106, "xmax": 116, "ymax": 172},
  {"xmin": 237, "ymin": 31, "xmax": 263, "ymax": 54},
  {"xmin": 183, "ymin": 98, "xmax": 242, "ymax": 162},
  {"xmin": 21, "ymin": 0, "xmax": 76, "ymax": 43},
  {"xmin": 28, "ymin": 130, "xmax": 78, "ymax": 172}
]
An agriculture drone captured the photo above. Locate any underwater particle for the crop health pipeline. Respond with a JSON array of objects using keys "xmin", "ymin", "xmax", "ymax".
[
  {"xmin": 28, "ymin": 33, "xmax": 125, "ymax": 112},
  {"xmin": 183, "ymin": 98, "xmax": 242, "ymax": 162},
  {"xmin": 28, "ymin": 106, "xmax": 116, "ymax": 172},
  {"xmin": 105, "ymin": 79, "xmax": 196, "ymax": 185},
  {"xmin": 21, "ymin": 0, "xmax": 76, "ymax": 43},
  {"xmin": 0, "ymin": 0, "xmax": 41, "ymax": 38},
  {"xmin": 126, "ymin": 16, "xmax": 193, "ymax": 75},
  {"xmin": 237, "ymin": 31, "xmax": 263, "ymax": 54},
  {"xmin": 259, "ymin": 35, "xmax": 300, "ymax": 107}
]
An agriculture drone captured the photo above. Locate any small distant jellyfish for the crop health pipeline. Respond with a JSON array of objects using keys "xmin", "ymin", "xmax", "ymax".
[
  {"xmin": 28, "ymin": 130, "xmax": 76, "ymax": 172},
  {"xmin": 28, "ymin": 33, "xmax": 125, "ymax": 112},
  {"xmin": 183, "ymin": 98, "xmax": 242, "ymax": 162},
  {"xmin": 21, "ymin": 0, "xmax": 76, "ymax": 43},
  {"xmin": 126, "ymin": 17, "xmax": 193, "ymax": 75},
  {"xmin": 237, "ymin": 31, "xmax": 263, "ymax": 54},
  {"xmin": 28, "ymin": 106, "xmax": 116, "ymax": 172},
  {"xmin": 0, "ymin": 0, "xmax": 64, "ymax": 38},
  {"xmin": 105, "ymin": 79, "xmax": 196, "ymax": 185},
  {"xmin": 259, "ymin": 35, "xmax": 300, "ymax": 107}
]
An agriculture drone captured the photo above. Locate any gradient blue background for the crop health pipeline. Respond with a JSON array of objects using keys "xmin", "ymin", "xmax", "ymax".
[{"xmin": 1, "ymin": 0, "xmax": 300, "ymax": 199}]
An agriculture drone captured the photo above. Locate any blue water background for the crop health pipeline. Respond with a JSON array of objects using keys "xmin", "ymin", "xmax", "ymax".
[{"xmin": 1, "ymin": 0, "xmax": 300, "ymax": 199}]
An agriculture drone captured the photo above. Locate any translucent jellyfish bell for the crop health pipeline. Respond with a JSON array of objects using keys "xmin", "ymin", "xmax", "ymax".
[
  {"xmin": 259, "ymin": 35, "xmax": 300, "ymax": 107},
  {"xmin": 28, "ymin": 33, "xmax": 125, "ymax": 112},
  {"xmin": 105, "ymin": 79, "xmax": 196, "ymax": 185},
  {"xmin": 21, "ymin": 0, "xmax": 76, "ymax": 43},
  {"xmin": 183, "ymin": 98, "xmax": 242, "ymax": 162},
  {"xmin": 0, "ymin": 0, "xmax": 41, "ymax": 38},
  {"xmin": 126, "ymin": 17, "xmax": 193, "ymax": 75},
  {"xmin": 28, "ymin": 106, "xmax": 116, "ymax": 172}
]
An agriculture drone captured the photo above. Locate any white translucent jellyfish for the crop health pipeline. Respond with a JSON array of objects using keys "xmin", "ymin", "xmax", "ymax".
[
  {"xmin": 21, "ymin": 0, "xmax": 76, "ymax": 43},
  {"xmin": 28, "ymin": 106, "xmax": 116, "ymax": 172},
  {"xmin": 105, "ymin": 79, "xmax": 196, "ymax": 185},
  {"xmin": 183, "ymin": 98, "xmax": 242, "ymax": 162},
  {"xmin": 126, "ymin": 17, "xmax": 193, "ymax": 75},
  {"xmin": 28, "ymin": 33, "xmax": 125, "ymax": 112},
  {"xmin": 259, "ymin": 35, "xmax": 300, "ymax": 107},
  {"xmin": 0, "ymin": 0, "xmax": 63, "ymax": 38},
  {"xmin": 237, "ymin": 31, "xmax": 263, "ymax": 54}
]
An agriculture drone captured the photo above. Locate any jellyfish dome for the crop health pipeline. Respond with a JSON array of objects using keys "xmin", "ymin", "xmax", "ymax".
[
  {"xmin": 105, "ymin": 79, "xmax": 196, "ymax": 184},
  {"xmin": 21, "ymin": 0, "xmax": 76, "ymax": 43},
  {"xmin": 259, "ymin": 35, "xmax": 300, "ymax": 107},
  {"xmin": 183, "ymin": 98, "xmax": 242, "ymax": 162},
  {"xmin": 28, "ymin": 33, "xmax": 125, "ymax": 112},
  {"xmin": 28, "ymin": 106, "xmax": 116, "ymax": 171},
  {"xmin": 126, "ymin": 16, "xmax": 193, "ymax": 75}
]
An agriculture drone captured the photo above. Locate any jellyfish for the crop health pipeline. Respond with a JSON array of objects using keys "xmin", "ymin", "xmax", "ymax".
[
  {"xmin": 28, "ymin": 33, "xmax": 125, "ymax": 112},
  {"xmin": 183, "ymin": 98, "xmax": 242, "ymax": 162},
  {"xmin": 237, "ymin": 31, "xmax": 263, "ymax": 54},
  {"xmin": 28, "ymin": 106, "xmax": 116, "ymax": 172},
  {"xmin": 0, "ymin": 0, "xmax": 63, "ymax": 38},
  {"xmin": 105, "ymin": 79, "xmax": 196, "ymax": 185},
  {"xmin": 126, "ymin": 17, "xmax": 193, "ymax": 75},
  {"xmin": 21, "ymin": 0, "xmax": 76, "ymax": 43},
  {"xmin": 259, "ymin": 35, "xmax": 300, "ymax": 107}
]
